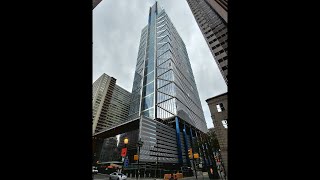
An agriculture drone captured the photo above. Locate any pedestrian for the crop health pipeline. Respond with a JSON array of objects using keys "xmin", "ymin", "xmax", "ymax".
[
  {"xmin": 220, "ymin": 169, "xmax": 225, "ymax": 180},
  {"xmin": 169, "ymin": 173, "xmax": 174, "ymax": 180}
]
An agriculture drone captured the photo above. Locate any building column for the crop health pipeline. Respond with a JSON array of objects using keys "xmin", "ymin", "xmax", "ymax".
[
  {"xmin": 92, "ymin": 137, "xmax": 104, "ymax": 164},
  {"xmin": 183, "ymin": 122, "xmax": 191, "ymax": 167},
  {"xmin": 175, "ymin": 117, "xmax": 183, "ymax": 164}
]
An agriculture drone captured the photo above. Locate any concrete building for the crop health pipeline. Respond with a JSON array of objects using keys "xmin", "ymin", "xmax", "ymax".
[
  {"xmin": 92, "ymin": 73, "xmax": 131, "ymax": 135},
  {"xmin": 186, "ymin": 0, "xmax": 229, "ymax": 176},
  {"xmin": 206, "ymin": 93, "xmax": 228, "ymax": 175},
  {"xmin": 99, "ymin": 137, "xmax": 120, "ymax": 162},
  {"xmin": 92, "ymin": 0, "xmax": 103, "ymax": 10},
  {"xmin": 204, "ymin": 0, "xmax": 227, "ymax": 23},
  {"xmin": 122, "ymin": 2, "xmax": 210, "ymax": 177},
  {"xmin": 186, "ymin": 0, "xmax": 228, "ymax": 85}
]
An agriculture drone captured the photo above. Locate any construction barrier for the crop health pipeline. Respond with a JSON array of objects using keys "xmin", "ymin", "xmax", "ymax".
[
  {"xmin": 163, "ymin": 173, "xmax": 183, "ymax": 180},
  {"xmin": 175, "ymin": 173, "xmax": 183, "ymax": 179}
]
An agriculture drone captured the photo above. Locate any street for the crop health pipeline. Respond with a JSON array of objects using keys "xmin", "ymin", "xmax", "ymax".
[
  {"xmin": 93, "ymin": 173, "xmax": 216, "ymax": 180},
  {"xmin": 93, "ymin": 173, "xmax": 109, "ymax": 180}
]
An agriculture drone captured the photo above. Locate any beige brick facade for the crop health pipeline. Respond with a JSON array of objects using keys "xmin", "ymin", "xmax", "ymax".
[{"xmin": 206, "ymin": 92, "xmax": 228, "ymax": 175}]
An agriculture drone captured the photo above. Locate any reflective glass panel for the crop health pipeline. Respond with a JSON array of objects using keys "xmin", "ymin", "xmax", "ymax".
[
  {"xmin": 141, "ymin": 93, "xmax": 154, "ymax": 110},
  {"xmin": 144, "ymin": 71, "xmax": 154, "ymax": 85},
  {"xmin": 142, "ymin": 82, "xmax": 154, "ymax": 97},
  {"xmin": 142, "ymin": 107, "xmax": 154, "ymax": 119}
]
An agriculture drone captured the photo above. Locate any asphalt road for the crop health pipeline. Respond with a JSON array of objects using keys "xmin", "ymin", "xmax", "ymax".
[
  {"xmin": 93, "ymin": 173, "xmax": 109, "ymax": 180},
  {"xmin": 93, "ymin": 173, "xmax": 213, "ymax": 180}
]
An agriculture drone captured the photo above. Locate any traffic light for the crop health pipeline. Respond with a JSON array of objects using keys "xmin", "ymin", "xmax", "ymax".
[{"xmin": 188, "ymin": 148, "xmax": 193, "ymax": 159}]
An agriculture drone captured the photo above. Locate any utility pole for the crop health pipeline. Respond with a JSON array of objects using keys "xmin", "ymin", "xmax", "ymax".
[
  {"xmin": 122, "ymin": 138, "xmax": 129, "ymax": 175},
  {"xmin": 192, "ymin": 158, "xmax": 198, "ymax": 179},
  {"xmin": 188, "ymin": 148, "xmax": 197, "ymax": 179},
  {"xmin": 137, "ymin": 138, "xmax": 144, "ymax": 180}
]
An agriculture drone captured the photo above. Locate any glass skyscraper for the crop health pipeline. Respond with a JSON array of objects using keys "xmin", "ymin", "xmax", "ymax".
[
  {"xmin": 92, "ymin": 3, "xmax": 213, "ymax": 177},
  {"xmin": 128, "ymin": 2, "xmax": 207, "ymax": 133},
  {"xmin": 119, "ymin": 3, "xmax": 211, "ymax": 176}
]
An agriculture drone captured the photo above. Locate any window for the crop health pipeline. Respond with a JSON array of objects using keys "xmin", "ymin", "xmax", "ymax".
[
  {"xmin": 222, "ymin": 66, "xmax": 228, "ymax": 71},
  {"xmin": 142, "ymin": 107, "xmax": 154, "ymax": 118},
  {"xmin": 219, "ymin": 103, "xmax": 225, "ymax": 111},
  {"xmin": 222, "ymin": 120, "xmax": 228, "ymax": 128},
  {"xmin": 145, "ymin": 59, "xmax": 154, "ymax": 74},
  {"xmin": 216, "ymin": 103, "xmax": 225, "ymax": 112},
  {"xmin": 216, "ymin": 104, "xmax": 222, "ymax": 112},
  {"xmin": 142, "ymin": 82, "xmax": 154, "ymax": 96},
  {"xmin": 141, "ymin": 94, "xmax": 154, "ymax": 110},
  {"xmin": 144, "ymin": 71, "xmax": 154, "ymax": 85}
]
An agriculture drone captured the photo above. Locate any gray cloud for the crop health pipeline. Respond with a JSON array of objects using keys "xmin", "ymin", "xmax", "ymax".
[{"xmin": 93, "ymin": 0, "xmax": 227, "ymax": 128}]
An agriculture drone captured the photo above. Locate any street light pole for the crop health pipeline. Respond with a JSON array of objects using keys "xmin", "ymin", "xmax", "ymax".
[
  {"xmin": 192, "ymin": 158, "xmax": 198, "ymax": 179},
  {"xmin": 123, "ymin": 138, "xmax": 129, "ymax": 172},
  {"xmin": 137, "ymin": 138, "xmax": 143, "ymax": 180},
  {"xmin": 137, "ymin": 145, "xmax": 140, "ymax": 180}
]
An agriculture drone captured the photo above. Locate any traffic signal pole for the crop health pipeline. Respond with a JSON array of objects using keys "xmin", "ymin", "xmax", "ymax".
[
  {"xmin": 189, "ymin": 149, "xmax": 197, "ymax": 179},
  {"xmin": 137, "ymin": 138, "xmax": 143, "ymax": 180},
  {"xmin": 193, "ymin": 158, "xmax": 198, "ymax": 179},
  {"xmin": 137, "ymin": 145, "xmax": 140, "ymax": 180}
]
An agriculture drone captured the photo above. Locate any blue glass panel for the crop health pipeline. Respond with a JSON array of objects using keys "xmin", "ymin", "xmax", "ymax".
[
  {"xmin": 144, "ymin": 71, "xmax": 154, "ymax": 85},
  {"xmin": 146, "ymin": 61, "xmax": 154, "ymax": 74},
  {"xmin": 141, "ymin": 93, "xmax": 154, "ymax": 110},
  {"xmin": 142, "ymin": 82, "xmax": 154, "ymax": 97},
  {"xmin": 142, "ymin": 107, "xmax": 154, "ymax": 119},
  {"xmin": 175, "ymin": 117, "xmax": 183, "ymax": 164}
]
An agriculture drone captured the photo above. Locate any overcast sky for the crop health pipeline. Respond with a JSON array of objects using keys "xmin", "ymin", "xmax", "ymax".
[{"xmin": 93, "ymin": 0, "xmax": 227, "ymax": 129}]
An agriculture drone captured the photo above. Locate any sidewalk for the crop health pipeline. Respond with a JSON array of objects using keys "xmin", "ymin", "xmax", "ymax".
[
  {"xmin": 127, "ymin": 178, "xmax": 162, "ymax": 180},
  {"xmin": 126, "ymin": 175, "xmax": 213, "ymax": 180},
  {"xmin": 127, "ymin": 178, "xmax": 225, "ymax": 180}
]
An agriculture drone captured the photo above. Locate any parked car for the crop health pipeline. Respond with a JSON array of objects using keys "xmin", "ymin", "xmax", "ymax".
[
  {"xmin": 109, "ymin": 172, "xmax": 127, "ymax": 180},
  {"xmin": 92, "ymin": 166, "xmax": 98, "ymax": 174}
]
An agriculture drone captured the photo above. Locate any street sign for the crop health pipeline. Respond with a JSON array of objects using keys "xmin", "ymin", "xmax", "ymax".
[
  {"xmin": 121, "ymin": 147, "xmax": 127, "ymax": 157},
  {"xmin": 137, "ymin": 138, "xmax": 144, "ymax": 146},
  {"xmin": 137, "ymin": 140, "xmax": 144, "ymax": 147},
  {"xmin": 124, "ymin": 158, "xmax": 129, "ymax": 167}
]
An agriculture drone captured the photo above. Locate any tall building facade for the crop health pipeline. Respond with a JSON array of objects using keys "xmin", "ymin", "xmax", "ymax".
[
  {"xmin": 186, "ymin": 0, "xmax": 228, "ymax": 84},
  {"xmin": 128, "ymin": 2, "xmax": 207, "ymax": 133},
  {"xmin": 92, "ymin": 0, "xmax": 103, "ymax": 10},
  {"xmin": 124, "ymin": 3, "xmax": 210, "ymax": 176},
  {"xmin": 92, "ymin": 73, "xmax": 131, "ymax": 135},
  {"xmin": 206, "ymin": 93, "xmax": 228, "ymax": 175},
  {"xmin": 99, "ymin": 137, "xmax": 120, "ymax": 162}
]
